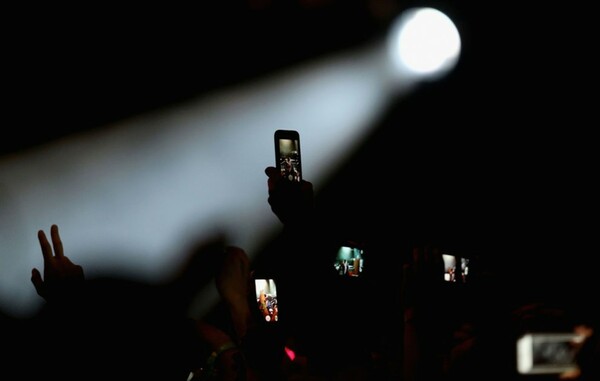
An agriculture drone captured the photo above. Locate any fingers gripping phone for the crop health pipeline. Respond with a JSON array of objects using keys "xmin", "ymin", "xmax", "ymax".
[{"xmin": 274, "ymin": 130, "xmax": 302, "ymax": 182}]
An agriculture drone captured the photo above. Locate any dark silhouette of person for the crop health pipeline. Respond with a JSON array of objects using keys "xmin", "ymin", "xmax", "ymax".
[{"xmin": 28, "ymin": 224, "xmax": 253, "ymax": 381}]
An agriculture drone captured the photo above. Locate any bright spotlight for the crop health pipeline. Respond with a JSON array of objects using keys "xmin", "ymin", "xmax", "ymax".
[{"xmin": 388, "ymin": 7, "xmax": 461, "ymax": 80}]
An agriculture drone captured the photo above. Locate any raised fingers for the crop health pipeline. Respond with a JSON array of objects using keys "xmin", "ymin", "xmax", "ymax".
[
  {"xmin": 50, "ymin": 224, "xmax": 64, "ymax": 258},
  {"xmin": 31, "ymin": 268, "xmax": 44, "ymax": 296},
  {"xmin": 37, "ymin": 229, "xmax": 53, "ymax": 262}
]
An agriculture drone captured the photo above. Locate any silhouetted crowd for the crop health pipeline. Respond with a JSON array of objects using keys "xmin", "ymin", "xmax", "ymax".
[{"xmin": 2, "ymin": 164, "xmax": 598, "ymax": 381}]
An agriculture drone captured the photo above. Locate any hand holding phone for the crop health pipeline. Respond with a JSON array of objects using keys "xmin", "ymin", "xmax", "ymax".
[{"xmin": 268, "ymin": 130, "xmax": 313, "ymax": 226}]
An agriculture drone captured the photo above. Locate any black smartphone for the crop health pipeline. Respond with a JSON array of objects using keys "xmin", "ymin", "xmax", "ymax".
[
  {"xmin": 253, "ymin": 277, "xmax": 280, "ymax": 323},
  {"xmin": 274, "ymin": 129, "xmax": 302, "ymax": 182},
  {"xmin": 244, "ymin": 274, "xmax": 286, "ymax": 373},
  {"xmin": 333, "ymin": 241, "xmax": 365, "ymax": 277},
  {"xmin": 442, "ymin": 253, "xmax": 471, "ymax": 283}
]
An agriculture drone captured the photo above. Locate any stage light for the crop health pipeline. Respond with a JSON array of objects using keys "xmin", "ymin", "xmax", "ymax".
[{"xmin": 387, "ymin": 7, "xmax": 461, "ymax": 82}]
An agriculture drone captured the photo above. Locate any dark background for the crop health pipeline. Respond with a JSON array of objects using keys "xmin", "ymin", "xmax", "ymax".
[{"xmin": 3, "ymin": 1, "xmax": 596, "ymax": 304}]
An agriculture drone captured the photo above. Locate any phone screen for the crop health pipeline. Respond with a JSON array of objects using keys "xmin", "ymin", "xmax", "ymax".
[
  {"xmin": 254, "ymin": 278, "xmax": 279, "ymax": 323},
  {"xmin": 517, "ymin": 333, "xmax": 583, "ymax": 375},
  {"xmin": 274, "ymin": 130, "xmax": 302, "ymax": 182},
  {"xmin": 333, "ymin": 242, "xmax": 365, "ymax": 277},
  {"xmin": 442, "ymin": 254, "xmax": 471, "ymax": 283}
]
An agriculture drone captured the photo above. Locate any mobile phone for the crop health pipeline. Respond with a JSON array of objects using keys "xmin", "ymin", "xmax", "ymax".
[
  {"xmin": 274, "ymin": 129, "xmax": 302, "ymax": 182},
  {"xmin": 244, "ymin": 275, "xmax": 285, "ymax": 372},
  {"xmin": 333, "ymin": 241, "xmax": 365, "ymax": 277},
  {"xmin": 253, "ymin": 278, "xmax": 279, "ymax": 323},
  {"xmin": 442, "ymin": 253, "xmax": 471, "ymax": 283},
  {"xmin": 516, "ymin": 332, "xmax": 584, "ymax": 375}
]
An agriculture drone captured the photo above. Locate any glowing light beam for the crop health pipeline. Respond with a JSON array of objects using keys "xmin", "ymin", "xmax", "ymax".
[{"xmin": 0, "ymin": 7, "xmax": 461, "ymax": 316}]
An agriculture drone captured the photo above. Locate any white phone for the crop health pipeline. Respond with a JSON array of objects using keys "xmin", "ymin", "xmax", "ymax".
[{"xmin": 516, "ymin": 332, "xmax": 584, "ymax": 375}]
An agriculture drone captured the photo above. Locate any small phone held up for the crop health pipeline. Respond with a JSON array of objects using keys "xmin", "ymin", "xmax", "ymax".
[
  {"xmin": 517, "ymin": 332, "xmax": 584, "ymax": 375},
  {"xmin": 274, "ymin": 129, "xmax": 302, "ymax": 182},
  {"xmin": 253, "ymin": 277, "xmax": 280, "ymax": 324},
  {"xmin": 333, "ymin": 241, "xmax": 365, "ymax": 278},
  {"xmin": 442, "ymin": 253, "xmax": 474, "ymax": 283}
]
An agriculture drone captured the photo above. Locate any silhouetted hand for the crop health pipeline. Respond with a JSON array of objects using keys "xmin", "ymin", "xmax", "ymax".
[
  {"xmin": 265, "ymin": 166, "xmax": 314, "ymax": 226},
  {"xmin": 402, "ymin": 245, "xmax": 447, "ymax": 381},
  {"xmin": 31, "ymin": 224, "xmax": 84, "ymax": 302},
  {"xmin": 402, "ymin": 245, "xmax": 445, "ymax": 306},
  {"xmin": 216, "ymin": 245, "xmax": 251, "ymax": 344},
  {"xmin": 188, "ymin": 246, "xmax": 253, "ymax": 381}
]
